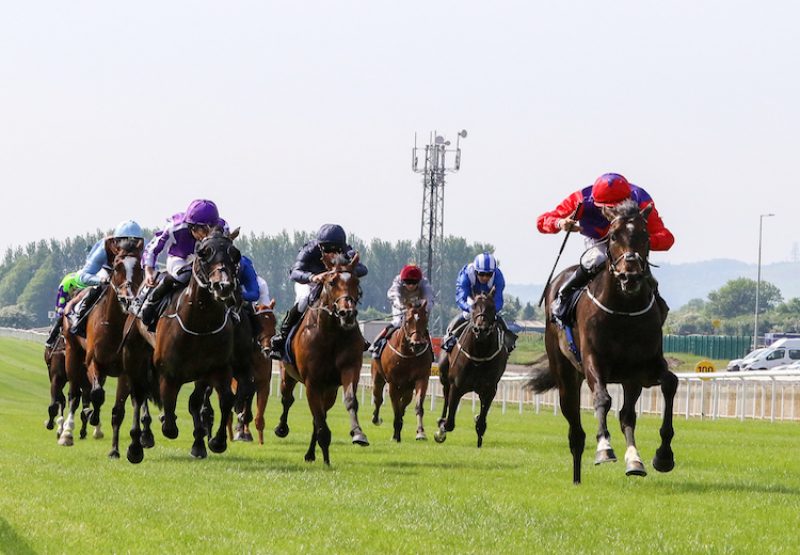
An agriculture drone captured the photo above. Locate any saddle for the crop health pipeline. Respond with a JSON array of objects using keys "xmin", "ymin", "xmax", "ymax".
[
  {"xmin": 372, "ymin": 328, "xmax": 399, "ymax": 358},
  {"xmin": 68, "ymin": 285, "xmax": 107, "ymax": 338},
  {"xmin": 559, "ymin": 288, "xmax": 586, "ymax": 328}
]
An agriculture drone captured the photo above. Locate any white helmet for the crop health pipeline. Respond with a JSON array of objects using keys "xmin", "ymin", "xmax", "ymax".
[{"xmin": 473, "ymin": 252, "xmax": 497, "ymax": 274}]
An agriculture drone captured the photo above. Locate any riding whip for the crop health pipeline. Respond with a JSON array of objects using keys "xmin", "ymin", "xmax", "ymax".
[{"xmin": 538, "ymin": 202, "xmax": 582, "ymax": 307}]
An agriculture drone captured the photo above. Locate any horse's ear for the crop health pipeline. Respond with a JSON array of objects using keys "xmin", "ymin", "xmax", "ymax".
[
  {"xmin": 640, "ymin": 202, "xmax": 654, "ymax": 221},
  {"xmin": 348, "ymin": 251, "xmax": 360, "ymax": 270},
  {"xmin": 135, "ymin": 238, "xmax": 145, "ymax": 252},
  {"xmin": 488, "ymin": 285, "xmax": 496, "ymax": 297},
  {"xmin": 228, "ymin": 227, "xmax": 241, "ymax": 241},
  {"xmin": 419, "ymin": 299, "xmax": 427, "ymax": 310},
  {"xmin": 601, "ymin": 205, "xmax": 616, "ymax": 222},
  {"xmin": 267, "ymin": 298, "xmax": 276, "ymax": 310},
  {"xmin": 103, "ymin": 237, "xmax": 118, "ymax": 261}
]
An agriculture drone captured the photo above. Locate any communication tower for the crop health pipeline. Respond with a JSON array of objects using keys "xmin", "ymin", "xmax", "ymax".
[{"xmin": 412, "ymin": 129, "xmax": 467, "ymax": 334}]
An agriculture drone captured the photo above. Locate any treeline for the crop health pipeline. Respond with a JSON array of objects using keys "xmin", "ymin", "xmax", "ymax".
[{"xmin": 0, "ymin": 229, "xmax": 537, "ymax": 329}]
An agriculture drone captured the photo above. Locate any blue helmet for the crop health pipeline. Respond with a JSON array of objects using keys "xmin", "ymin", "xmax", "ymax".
[
  {"xmin": 473, "ymin": 252, "xmax": 497, "ymax": 274},
  {"xmin": 317, "ymin": 224, "xmax": 347, "ymax": 248},
  {"xmin": 113, "ymin": 220, "xmax": 144, "ymax": 239}
]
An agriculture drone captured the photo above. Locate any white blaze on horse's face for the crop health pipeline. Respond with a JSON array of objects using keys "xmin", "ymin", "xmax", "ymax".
[{"xmin": 339, "ymin": 272, "xmax": 351, "ymax": 282}]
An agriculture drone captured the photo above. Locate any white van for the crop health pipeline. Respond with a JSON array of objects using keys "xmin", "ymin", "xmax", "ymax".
[
  {"xmin": 743, "ymin": 345, "xmax": 800, "ymax": 371},
  {"xmin": 727, "ymin": 348, "xmax": 768, "ymax": 372}
]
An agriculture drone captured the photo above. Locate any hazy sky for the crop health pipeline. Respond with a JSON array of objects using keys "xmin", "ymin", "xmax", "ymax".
[{"xmin": 1, "ymin": 1, "xmax": 797, "ymax": 284}]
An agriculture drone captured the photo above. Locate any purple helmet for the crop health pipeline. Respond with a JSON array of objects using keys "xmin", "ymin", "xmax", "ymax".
[{"xmin": 184, "ymin": 199, "xmax": 219, "ymax": 226}]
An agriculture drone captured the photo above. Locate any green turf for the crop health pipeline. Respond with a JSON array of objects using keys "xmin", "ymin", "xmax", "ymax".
[{"xmin": 1, "ymin": 337, "xmax": 798, "ymax": 554}]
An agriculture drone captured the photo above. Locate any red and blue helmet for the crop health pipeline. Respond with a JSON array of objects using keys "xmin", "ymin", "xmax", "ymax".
[{"xmin": 591, "ymin": 173, "xmax": 632, "ymax": 206}]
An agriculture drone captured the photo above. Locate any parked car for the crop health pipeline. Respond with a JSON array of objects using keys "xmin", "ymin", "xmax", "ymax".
[
  {"xmin": 770, "ymin": 360, "xmax": 800, "ymax": 372},
  {"xmin": 727, "ymin": 348, "xmax": 768, "ymax": 372},
  {"xmin": 743, "ymin": 346, "xmax": 800, "ymax": 371}
]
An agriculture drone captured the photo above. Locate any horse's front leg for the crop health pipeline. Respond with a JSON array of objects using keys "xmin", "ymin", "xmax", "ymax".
[
  {"xmin": 590, "ymin": 377, "xmax": 616, "ymax": 465},
  {"xmin": 414, "ymin": 377, "xmax": 429, "ymax": 441},
  {"xmin": 371, "ymin": 363, "xmax": 386, "ymax": 426},
  {"xmin": 209, "ymin": 370, "xmax": 234, "ymax": 454},
  {"xmin": 159, "ymin": 378, "xmax": 180, "ymax": 439},
  {"xmin": 389, "ymin": 382, "xmax": 407, "ymax": 442},
  {"xmin": 109, "ymin": 374, "xmax": 130, "ymax": 459},
  {"xmin": 475, "ymin": 387, "xmax": 497, "ymax": 448},
  {"xmin": 653, "ymin": 365, "xmax": 678, "ymax": 473},
  {"xmin": 58, "ymin": 381, "xmax": 81, "ymax": 446},
  {"xmin": 87, "ymin": 360, "xmax": 105, "ymax": 428},
  {"xmin": 126, "ymin": 384, "xmax": 145, "ymax": 464},
  {"xmin": 620, "ymin": 383, "xmax": 646, "ymax": 476},
  {"xmin": 46, "ymin": 372, "xmax": 67, "ymax": 430},
  {"xmin": 188, "ymin": 382, "xmax": 209, "ymax": 458},
  {"xmin": 274, "ymin": 370, "xmax": 296, "ymax": 438},
  {"xmin": 342, "ymin": 373, "xmax": 369, "ymax": 446},
  {"xmin": 435, "ymin": 381, "xmax": 462, "ymax": 443}
]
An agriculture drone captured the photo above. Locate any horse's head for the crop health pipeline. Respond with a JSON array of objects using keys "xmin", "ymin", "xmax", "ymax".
[
  {"xmin": 104, "ymin": 236, "xmax": 144, "ymax": 310},
  {"xmin": 193, "ymin": 226, "xmax": 241, "ymax": 303},
  {"xmin": 470, "ymin": 287, "xmax": 498, "ymax": 341},
  {"xmin": 254, "ymin": 298, "xmax": 277, "ymax": 356},
  {"xmin": 601, "ymin": 199, "xmax": 652, "ymax": 295},
  {"xmin": 400, "ymin": 300, "xmax": 429, "ymax": 351},
  {"xmin": 319, "ymin": 252, "xmax": 361, "ymax": 330}
]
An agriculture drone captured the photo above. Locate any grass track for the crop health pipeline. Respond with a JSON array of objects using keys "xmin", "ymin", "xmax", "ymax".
[{"xmin": 1, "ymin": 337, "xmax": 799, "ymax": 554}]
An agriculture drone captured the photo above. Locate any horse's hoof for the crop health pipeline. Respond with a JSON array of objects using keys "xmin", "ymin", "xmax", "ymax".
[
  {"xmin": 93, "ymin": 428, "xmax": 104, "ymax": 440},
  {"xmin": 415, "ymin": 431, "xmax": 427, "ymax": 441},
  {"xmin": 191, "ymin": 442, "xmax": 208, "ymax": 459},
  {"xmin": 58, "ymin": 434, "xmax": 73, "ymax": 446},
  {"xmin": 434, "ymin": 430, "xmax": 446, "ymax": 443},
  {"xmin": 392, "ymin": 435, "xmax": 401, "ymax": 443},
  {"xmin": 162, "ymin": 422, "xmax": 179, "ymax": 440},
  {"xmin": 352, "ymin": 433, "xmax": 370, "ymax": 446},
  {"xmin": 652, "ymin": 455, "xmax": 675, "ymax": 473},
  {"xmin": 625, "ymin": 460, "xmax": 648, "ymax": 477},
  {"xmin": 79, "ymin": 429, "xmax": 88, "ymax": 440},
  {"xmin": 108, "ymin": 449, "xmax": 120, "ymax": 459},
  {"xmin": 127, "ymin": 445, "xmax": 144, "ymax": 464},
  {"xmin": 208, "ymin": 437, "xmax": 227, "ymax": 454},
  {"xmin": 140, "ymin": 430, "xmax": 155, "ymax": 449},
  {"xmin": 274, "ymin": 424, "xmax": 289, "ymax": 438},
  {"xmin": 477, "ymin": 436, "xmax": 483, "ymax": 448},
  {"xmin": 436, "ymin": 418, "xmax": 446, "ymax": 428},
  {"xmin": 372, "ymin": 416, "xmax": 383, "ymax": 426},
  {"xmin": 242, "ymin": 432, "xmax": 253, "ymax": 442},
  {"xmin": 594, "ymin": 449, "xmax": 618, "ymax": 465},
  {"xmin": 89, "ymin": 413, "xmax": 100, "ymax": 427},
  {"xmin": 233, "ymin": 431, "xmax": 244, "ymax": 441},
  {"xmin": 45, "ymin": 419, "xmax": 54, "ymax": 430},
  {"xmin": 304, "ymin": 453, "xmax": 316, "ymax": 463}
]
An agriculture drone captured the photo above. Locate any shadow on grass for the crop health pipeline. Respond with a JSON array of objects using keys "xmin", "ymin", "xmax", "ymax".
[
  {"xmin": 0, "ymin": 517, "xmax": 37, "ymax": 555},
  {"xmin": 649, "ymin": 478, "xmax": 800, "ymax": 496}
]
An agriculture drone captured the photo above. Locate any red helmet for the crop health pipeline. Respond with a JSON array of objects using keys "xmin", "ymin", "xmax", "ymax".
[
  {"xmin": 400, "ymin": 265, "xmax": 423, "ymax": 282},
  {"xmin": 591, "ymin": 173, "xmax": 631, "ymax": 206}
]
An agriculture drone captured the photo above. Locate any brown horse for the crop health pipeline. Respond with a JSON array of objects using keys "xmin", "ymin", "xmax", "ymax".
[
  {"xmin": 281, "ymin": 253, "xmax": 369, "ymax": 464},
  {"xmin": 60, "ymin": 237, "xmax": 146, "ymax": 450},
  {"xmin": 227, "ymin": 299, "xmax": 277, "ymax": 444},
  {"xmin": 434, "ymin": 288, "xmax": 509, "ymax": 447},
  {"xmin": 527, "ymin": 199, "xmax": 677, "ymax": 483},
  {"xmin": 126, "ymin": 227, "xmax": 241, "ymax": 463},
  {"xmin": 44, "ymin": 334, "xmax": 68, "ymax": 432},
  {"xmin": 371, "ymin": 301, "xmax": 433, "ymax": 442}
]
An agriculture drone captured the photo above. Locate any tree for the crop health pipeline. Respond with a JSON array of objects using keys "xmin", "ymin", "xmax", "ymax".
[
  {"xmin": 0, "ymin": 304, "xmax": 35, "ymax": 328},
  {"xmin": 521, "ymin": 302, "xmax": 536, "ymax": 320},
  {"xmin": 706, "ymin": 278, "xmax": 782, "ymax": 318}
]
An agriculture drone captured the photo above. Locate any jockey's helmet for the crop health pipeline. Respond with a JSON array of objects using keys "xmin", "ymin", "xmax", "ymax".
[
  {"xmin": 473, "ymin": 252, "xmax": 497, "ymax": 275},
  {"xmin": 400, "ymin": 265, "xmax": 423, "ymax": 283},
  {"xmin": 317, "ymin": 224, "xmax": 347, "ymax": 249},
  {"xmin": 113, "ymin": 220, "xmax": 144, "ymax": 239},
  {"xmin": 184, "ymin": 199, "xmax": 220, "ymax": 226},
  {"xmin": 591, "ymin": 173, "xmax": 632, "ymax": 206}
]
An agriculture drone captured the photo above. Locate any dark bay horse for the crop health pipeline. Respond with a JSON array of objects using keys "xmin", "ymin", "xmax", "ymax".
[
  {"xmin": 281, "ymin": 253, "xmax": 369, "ymax": 465},
  {"xmin": 228, "ymin": 299, "xmax": 277, "ymax": 444},
  {"xmin": 371, "ymin": 301, "xmax": 433, "ymax": 442},
  {"xmin": 528, "ymin": 199, "xmax": 677, "ymax": 484},
  {"xmin": 60, "ymin": 237, "xmax": 146, "ymax": 449},
  {"xmin": 125, "ymin": 227, "xmax": 241, "ymax": 463},
  {"xmin": 434, "ymin": 288, "xmax": 509, "ymax": 447},
  {"xmin": 44, "ymin": 335, "xmax": 93, "ymax": 440}
]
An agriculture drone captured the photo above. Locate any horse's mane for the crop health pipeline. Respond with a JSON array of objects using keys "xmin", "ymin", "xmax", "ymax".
[{"xmin": 609, "ymin": 199, "xmax": 640, "ymax": 220}]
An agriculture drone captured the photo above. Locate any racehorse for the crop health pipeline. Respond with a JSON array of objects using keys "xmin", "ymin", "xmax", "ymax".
[
  {"xmin": 60, "ymin": 237, "xmax": 148, "ymax": 451},
  {"xmin": 281, "ymin": 253, "xmax": 369, "ymax": 464},
  {"xmin": 44, "ymin": 335, "xmax": 93, "ymax": 441},
  {"xmin": 434, "ymin": 288, "xmax": 509, "ymax": 447},
  {"xmin": 227, "ymin": 299, "xmax": 277, "ymax": 444},
  {"xmin": 371, "ymin": 301, "xmax": 433, "ymax": 442},
  {"xmin": 126, "ymin": 227, "xmax": 241, "ymax": 463},
  {"xmin": 527, "ymin": 199, "xmax": 677, "ymax": 484}
]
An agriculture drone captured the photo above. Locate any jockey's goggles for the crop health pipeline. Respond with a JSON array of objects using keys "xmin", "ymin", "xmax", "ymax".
[
  {"xmin": 402, "ymin": 279, "xmax": 420, "ymax": 286},
  {"xmin": 320, "ymin": 243, "xmax": 343, "ymax": 254},
  {"xmin": 476, "ymin": 271, "xmax": 494, "ymax": 277}
]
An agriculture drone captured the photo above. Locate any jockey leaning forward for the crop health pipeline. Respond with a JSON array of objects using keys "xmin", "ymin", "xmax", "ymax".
[
  {"xmin": 369, "ymin": 264, "xmax": 435, "ymax": 359},
  {"xmin": 536, "ymin": 172, "xmax": 674, "ymax": 325},
  {"xmin": 268, "ymin": 223, "xmax": 368, "ymax": 360}
]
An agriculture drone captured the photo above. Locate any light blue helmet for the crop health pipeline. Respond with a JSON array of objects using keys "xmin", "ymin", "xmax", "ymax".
[
  {"xmin": 113, "ymin": 220, "xmax": 144, "ymax": 239},
  {"xmin": 473, "ymin": 252, "xmax": 497, "ymax": 274}
]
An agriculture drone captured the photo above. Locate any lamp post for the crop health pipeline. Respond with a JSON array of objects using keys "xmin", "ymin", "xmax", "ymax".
[{"xmin": 753, "ymin": 213, "xmax": 775, "ymax": 349}]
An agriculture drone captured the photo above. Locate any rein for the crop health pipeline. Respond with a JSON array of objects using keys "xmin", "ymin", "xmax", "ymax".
[
  {"xmin": 586, "ymin": 289, "xmax": 655, "ymax": 317},
  {"xmin": 164, "ymin": 285, "xmax": 234, "ymax": 336},
  {"xmin": 454, "ymin": 326, "xmax": 506, "ymax": 362}
]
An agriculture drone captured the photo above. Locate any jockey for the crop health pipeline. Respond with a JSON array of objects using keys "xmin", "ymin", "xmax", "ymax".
[
  {"xmin": 440, "ymin": 252, "xmax": 517, "ymax": 355},
  {"xmin": 138, "ymin": 199, "xmax": 227, "ymax": 326},
  {"xmin": 268, "ymin": 223, "xmax": 368, "ymax": 360},
  {"xmin": 369, "ymin": 264, "xmax": 435, "ymax": 359},
  {"xmin": 64, "ymin": 219, "xmax": 145, "ymax": 337},
  {"xmin": 238, "ymin": 255, "xmax": 261, "ymax": 304},
  {"xmin": 44, "ymin": 272, "xmax": 87, "ymax": 347},
  {"xmin": 537, "ymin": 172, "xmax": 674, "ymax": 324}
]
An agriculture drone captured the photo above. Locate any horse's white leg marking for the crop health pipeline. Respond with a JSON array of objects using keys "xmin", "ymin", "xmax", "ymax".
[
  {"xmin": 597, "ymin": 436, "xmax": 613, "ymax": 452},
  {"xmin": 93, "ymin": 424, "xmax": 104, "ymax": 439},
  {"xmin": 624, "ymin": 445, "xmax": 642, "ymax": 464}
]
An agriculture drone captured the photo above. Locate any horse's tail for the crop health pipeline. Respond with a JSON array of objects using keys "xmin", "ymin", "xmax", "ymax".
[
  {"xmin": 146, "ymin": 366, "xmax": 163, "ymax": 409},
  {"xmin": 525, "ymin": 354, "xmax": 557, "ymax": 393}
]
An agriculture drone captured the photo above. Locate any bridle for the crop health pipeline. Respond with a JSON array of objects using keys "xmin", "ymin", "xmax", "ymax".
[
  {"xmin": 311, "ymin": 270, "xmax": 360, "ymax": 330},
  {"xmin": 388, "ymin": 307, "xmax": 430, "ymax": 358},
  {"xmin": 453, "ymin": 294, "xmax": 505, "ymax": 362},
  {"xmin": 192, "ymin": 237, "xmax": 240, "ymax": 303}
]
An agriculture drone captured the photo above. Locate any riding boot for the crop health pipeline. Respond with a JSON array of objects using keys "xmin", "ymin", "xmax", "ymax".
[
  {"xmin": 45, "ymin": 317, "xmax": 62, "ymax": 348},
  {"xmin": 497, "ymin": 317, "xmax": 518, "ymax": 353},
  {"xmin": 647, "ymin": 274, "xmax": 670, "ymax": 325},
  {"xmin": 441, "ymin": 315, "xmax": 467, "ymax": 353},
  {"xmin": 551, "ymin": 266, "xmax": 592, "ymax": 325},
  {"xmin": 370, "ymin": 324, "xmax": 395, "ymax": 359},
  {"xmin": 140, "ymin": 274, "xmax": 177, "ymax": 327},
  {"xmin": 437, "ymin": 349, "xmax": 450, "ymax": 384},
  {"xmin": 69, "ymin": 286, "xmax": 103, "ymax": 335},
  {"xmin": 269, "ymin": 304, "xmax": 303, "ymax": 360}
]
